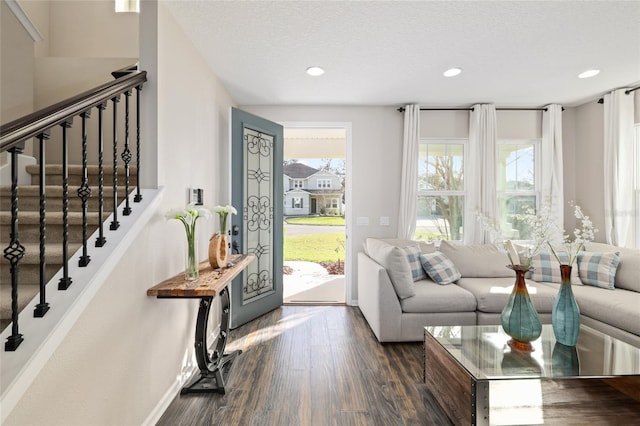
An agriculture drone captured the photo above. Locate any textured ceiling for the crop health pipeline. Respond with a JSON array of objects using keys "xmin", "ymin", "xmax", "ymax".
[{"xmin": 164, "ymin": 1, "xmax": 640, "ymax": 108}]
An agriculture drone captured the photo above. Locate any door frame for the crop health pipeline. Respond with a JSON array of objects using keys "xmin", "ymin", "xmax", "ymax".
[{"xmin": 280, "ymin": 121, "xmax": 354, "ymax": 305}]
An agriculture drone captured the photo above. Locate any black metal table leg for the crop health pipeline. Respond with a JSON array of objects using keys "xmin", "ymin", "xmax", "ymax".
[{"xmin": 181, "ymin": 287, "xmax": 241, "ymax": 395}]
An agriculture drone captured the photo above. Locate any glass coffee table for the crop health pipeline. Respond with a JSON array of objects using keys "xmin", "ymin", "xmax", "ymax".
[{"xmin": 424, "ymin": 324, "xmax": 640, "ymax": 425}]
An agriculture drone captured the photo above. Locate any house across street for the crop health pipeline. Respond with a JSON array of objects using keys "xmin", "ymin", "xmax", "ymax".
[{"xmin": 283, "ymin": 162, "xmax": 344, "ymax": 216}]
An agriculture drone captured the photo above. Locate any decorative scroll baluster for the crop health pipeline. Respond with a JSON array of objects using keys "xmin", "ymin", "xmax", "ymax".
[
  {"xmin": 34, "ymin": 131, "xmax": 50, "ymax": 317},
  {"xmin": 4, "ymin": 147, "xmax": 26, "ymax": 351},
  {"xmin": 134, "ymin": 85, "xmax": 142, "ymax": 203},
  {"xmin": 58, "ymin": 119, "xmax": 73, "ymax": 290},
  {"xmin": 122, "ymin": 90, "xmax": 132, "ymax": 216},
  {"xmin": 78, "ymin": 110, "xmax": 92, "ymax": 267},
  {"xmin": 110, "ymin": 95, "xmax": 120, "ymax": 230},
  {"xmin": 95, "ymin": 102, "xmax": 107, "ymax": 247}
]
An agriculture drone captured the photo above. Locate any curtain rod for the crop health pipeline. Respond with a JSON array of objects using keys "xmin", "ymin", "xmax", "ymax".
[
  {"xmin": 597, "ymin": 86, "xmax": 639, "ymax": 104},
  {"xmin": 396, "ymin": 106, "xmax": 551, "ymax": 112}
]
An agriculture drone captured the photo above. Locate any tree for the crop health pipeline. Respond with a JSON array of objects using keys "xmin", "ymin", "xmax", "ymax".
[{"xmin": 422, "ymin": 154, "xmax": 463, "ymax": 240}]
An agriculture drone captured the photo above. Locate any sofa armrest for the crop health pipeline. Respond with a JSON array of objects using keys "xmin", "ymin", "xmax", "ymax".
[{"xmin": 357, "ymin": 252, "xmax": 402, "ymax": 342}]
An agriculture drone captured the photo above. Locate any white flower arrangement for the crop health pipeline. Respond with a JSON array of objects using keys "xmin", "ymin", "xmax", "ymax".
[
  {"xmin": 165, "ymin": 203, "xmax": 212, "ymax": 243},
  {"xmin": 514, "ymin": 201, "xmax": 598, "ymax": 267},
  {"xmin": 476, "ymin": 211, "xmax": 547, "ymax": 268},
  {"xmin": 546, "ymin": 202, "xmax": 598, "ymax": 266},
  {"xmin": 213, "ymin": 204, "xmax": 237, "ymax": 234},
  {"xmin": 165, "ymin": 203, "xmax": 212, "ymax": 278}
]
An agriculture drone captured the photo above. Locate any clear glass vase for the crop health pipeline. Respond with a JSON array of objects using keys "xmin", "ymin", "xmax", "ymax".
[
  {"xmin": 552, "ymin": 264, "xmax": 580, "ymax": 346},
  {"xmin": 501, "ymin": 265, "xmax": 542, "ymax": 351},
  {"xmin": 185, "ymin": 238, "xmax": 199, "ymax": 281}
]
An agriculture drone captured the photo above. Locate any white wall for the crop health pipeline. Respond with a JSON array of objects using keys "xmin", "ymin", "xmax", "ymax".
[
  {"xmin": 48, "ymin": 0, "xmax": 138, "ymax": 58},
  {"xmin": 0, "ymin": 1, "xmax": 35, "ymax": 125},
  {"xmin": 570, "ymin": 93, "xmax": 640, "ymax": 242},
  {"xmin": 4, "ymin": 2, "xmax": 235, "ymax": 424}
]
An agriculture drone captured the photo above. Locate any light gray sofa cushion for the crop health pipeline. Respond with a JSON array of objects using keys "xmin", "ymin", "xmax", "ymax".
[
  {"xmin": 554, "ymin": 283, "xmax": 640, "ymax": 336},
  {"xmin": 400, "ymin": 279, "xmax": 477, "ymax": 313},
  {"xmin": 365, "ymin": 238, "xmax": 416, "ymax": 299},
  {"xmin": 440, "ymin": 241, "xmax": 513, "ymax": 278},
  {"xmin": 457, "ymin": 277, "xmax": 558, "ymax": 314},
  {"xmin": 585, "ymin": 243, "xmax": 640, "ymax": 292}
]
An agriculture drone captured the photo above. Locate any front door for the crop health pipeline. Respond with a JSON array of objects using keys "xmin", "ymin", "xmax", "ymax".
[
  {"xmin": 230, "ymin": 108, "xmax": 283, "ymax": 329},
  {"xmin": 311, "ymin": 198, "xmax": 317, "ymax": 214}
]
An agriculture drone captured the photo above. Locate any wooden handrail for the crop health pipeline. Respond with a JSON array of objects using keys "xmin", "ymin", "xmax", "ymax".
[{"xmin": 0, "ymin": 70, "xmax": 147, "ymax": 153}]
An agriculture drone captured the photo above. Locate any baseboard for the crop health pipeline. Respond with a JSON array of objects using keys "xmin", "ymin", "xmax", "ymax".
[
  {"xmin": 142, "ymin": 365, "xmax": 198, "ymax": 426},
  {"xmin": 142, "ymin": 323, "xmax": 220, "ymax": 425}
]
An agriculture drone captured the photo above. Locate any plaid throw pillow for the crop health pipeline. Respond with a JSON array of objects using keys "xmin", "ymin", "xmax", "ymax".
[
  {"xmin": 419, "ymin": 252, "xmax": 461, "ymax": 285},
  {"xmin": 530, "ymin": 252, "xmax": 582, "ymax": 285},
  {"xmin": 402, "ymin": 244, "xmax": 428, "ymax": 282},
  {"xmin": 576, "ymin": 252, "xmax": 620, "ymax": 289}
]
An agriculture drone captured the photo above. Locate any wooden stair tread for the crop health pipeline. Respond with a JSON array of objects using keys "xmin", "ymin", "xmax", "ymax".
[
  {"xmin": 25, "ymin": 164, "xmax": 138, "ymax": 175},
  {"xmin": 0, "ymin": 210, "xmax": 102, "ymax": 224}
]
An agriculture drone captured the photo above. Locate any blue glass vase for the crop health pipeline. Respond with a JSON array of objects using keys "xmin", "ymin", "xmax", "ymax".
[
  {"xmin": 552, "ymin": 264, "xmax": 580, "ymax": 346},
  {"xmin": 501, "ymin": 265, "xmax": 542, "ymax": 351}
]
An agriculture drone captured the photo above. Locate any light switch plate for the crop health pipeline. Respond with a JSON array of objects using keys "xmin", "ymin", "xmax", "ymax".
[
  {"xmin": 189, "ymin": 188, "xmax": 203, "ymax": 205},
  {"xmin": 379, "ymin": 216, "xmax": 390, "ymax": 226}
]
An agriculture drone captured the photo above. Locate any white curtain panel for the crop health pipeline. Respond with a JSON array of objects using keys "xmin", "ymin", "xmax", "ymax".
[
  {"xmin": 465, "ymin": 104, "xmax": 497, "ymax": 244},
  {"xmin": 398, "ymin": 104, "xmax": 420, "ymax": 239},
  {"xmin": 541, "ymin": 104, "xmax": 564, "ymax": 230},
  {"xmin": 604, "ymin": 89, "xmax": 635, "ymax": 247}
]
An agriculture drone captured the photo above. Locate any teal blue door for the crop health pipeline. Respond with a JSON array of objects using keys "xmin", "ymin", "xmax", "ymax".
[{"xmin": 230, "ymin": 108, "xmax": 283, "ymax": 329}]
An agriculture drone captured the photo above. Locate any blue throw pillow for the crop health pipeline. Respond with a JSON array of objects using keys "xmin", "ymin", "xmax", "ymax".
[
  {"xmin": 576, "ymin": 252, "xmax": 620, "ymax": 289},
  {"xmin": 419, "ymin": 252, "xmax": 461, "ymax": 285},
  {"xmin": 530, "ymin": 252, "xmax": 582, "ymax": 284},
  {"xmin": 402, "ymin": 244, "xmax": 428, "ymax": 282}
]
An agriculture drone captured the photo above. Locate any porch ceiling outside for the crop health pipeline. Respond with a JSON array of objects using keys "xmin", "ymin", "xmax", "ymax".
[{"xmin": 284, "ymin": 128, "xmax": 346, "ymax": 159}]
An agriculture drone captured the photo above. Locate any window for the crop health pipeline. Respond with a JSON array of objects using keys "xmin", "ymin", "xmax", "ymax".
[
  {"xmin": 292, "ymin": 197, "xmax": 303, "ymax": 209},
  {"xmin": 293, "ymin": 179, "xmax": 303, "ymax": 189},
  {"xmin": 326, "ymin": 198, "xmax": 339, "ymax": 209},
  {"xmin": 416, "ymin": 140, "xmax": 465, "ymax": 240},
  {"xmin": 317, "ymin": 179, "xmax": 331, "ymax": 189},
  {"xmin": 496, "ymin": 140, "xmax": 540, "ymax": 239}
]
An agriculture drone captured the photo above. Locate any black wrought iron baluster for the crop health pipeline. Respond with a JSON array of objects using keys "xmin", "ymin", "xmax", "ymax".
[
  {"xmin": 95, "ymin": 102, "xmax": 107, "ymax": 247},
  {"xmin": 110, "ymin": 95, "xmax": 120, "ymax": 231},
  {"xmin": 134, "ymin": 85, "xmax": 142, "ymax": 203},
  {"xmin": 4, "ymin": 146, "xmax": 26, "ymax": 351},
  {"xmin": 58, "ymin": 119, "xmax": 73, "ymax": 290},
  {"xmin": 34, "ymin": 131, "xmax": 50, "ymax": 318},
  {"xmin": 78, "ymin": 110, "xmax": 92, "ymax": 267},
  {"xmin": 122, "ymin": 90, "xmax": 132, "ymax": 216}
]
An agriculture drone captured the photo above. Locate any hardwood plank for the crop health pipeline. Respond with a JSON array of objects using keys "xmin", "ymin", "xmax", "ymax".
[{"xmin": 156, "ymin": 306, "xmax": 451, "ymax": 426}]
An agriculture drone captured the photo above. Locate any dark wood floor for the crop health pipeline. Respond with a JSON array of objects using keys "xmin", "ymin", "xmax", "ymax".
[{"xmin": 156, "ymin": 305, "xmax": 451, "ymax": 426}]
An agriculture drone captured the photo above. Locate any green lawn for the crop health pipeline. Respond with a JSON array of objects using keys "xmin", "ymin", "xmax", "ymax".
[
  {"xmin": 284, "ymin": 232, "xmax": 345, "ymax": 263},
  {"xmin": 285, "ymin": 216, "xmax": 345, "ymax": 226}
]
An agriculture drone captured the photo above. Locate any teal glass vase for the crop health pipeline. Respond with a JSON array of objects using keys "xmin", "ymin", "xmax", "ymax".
[
  {"xmin": 501, "ymin": 265, "xmax": 542, "ymax": 351},
  {"xmin": 552, "ymin": 264, "xmax": 580, "ymax": 346}
]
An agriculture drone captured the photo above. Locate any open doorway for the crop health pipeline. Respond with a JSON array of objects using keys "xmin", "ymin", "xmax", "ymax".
[{"xmin": 282, "ymin": 126, "xmax": 347, "ymax": 304}]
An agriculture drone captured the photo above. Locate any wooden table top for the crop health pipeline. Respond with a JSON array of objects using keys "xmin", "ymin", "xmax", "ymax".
[{"xmin": 147, "ymin": 253, "xmax": 255, "ymax": 298}]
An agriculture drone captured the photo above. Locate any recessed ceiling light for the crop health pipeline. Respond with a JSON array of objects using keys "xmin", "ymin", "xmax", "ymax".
[
  {"xmin": 578, "ymin": 69, "xmax": 600, "ymax": 79},
  {"xmin": 306, "ymin": 66, "xmax": 325, "ymax": 77},
  {"xmin": 443, "ymin": 67, "xmax": 462, "ymax": 77}
]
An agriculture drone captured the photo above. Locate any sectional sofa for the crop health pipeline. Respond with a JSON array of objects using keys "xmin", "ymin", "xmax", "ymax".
[{"xmin": 357, "ymin": 238, "xmax": 640, "ymax": 347}]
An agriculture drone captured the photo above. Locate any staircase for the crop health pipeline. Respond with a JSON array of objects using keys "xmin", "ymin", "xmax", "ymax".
[{"xmin": 0, "ymin": 164, "xmax": 137, "ymax": 330}]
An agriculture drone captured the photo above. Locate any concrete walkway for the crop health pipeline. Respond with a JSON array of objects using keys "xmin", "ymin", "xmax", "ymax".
[{"xmin": 283, "ymin": 261, "xmax": 345, "ymax": 304}]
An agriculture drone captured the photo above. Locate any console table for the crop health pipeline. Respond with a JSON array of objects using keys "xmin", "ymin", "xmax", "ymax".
[{"xmin": 147, "ymin": 253, "xmax": 254, "ymax": 395}]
